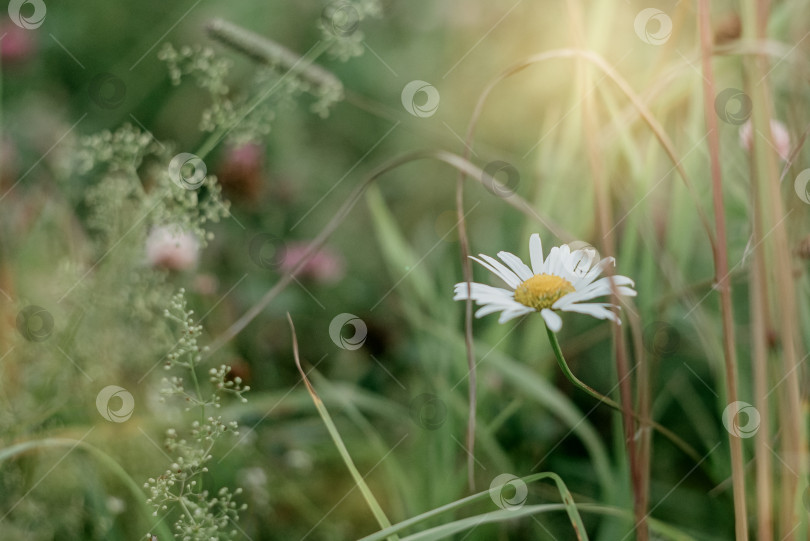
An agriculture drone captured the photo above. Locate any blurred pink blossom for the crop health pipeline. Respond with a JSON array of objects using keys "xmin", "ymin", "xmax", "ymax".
[
  {"xmin": 280, "ymin": 242, "xmax": 345, "ymax": 284},
  {"xmin": 145, "ymin": 226, "xmax": 199, "ymax": 271},
  {"xmin": 739, "ymin": 119, "xmax": 791, "ymax": 161},
  {"xmin": 0, "ymin": 20, "xmax": 36, "ymax": 65},
  {"xmin": 217, "ymin": 142, "xmax": 264, "ymax": 201}
]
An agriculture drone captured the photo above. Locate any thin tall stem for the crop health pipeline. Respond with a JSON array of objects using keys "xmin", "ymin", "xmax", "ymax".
[
  {"xmin": 750, "ymin": 232, "xmax": 773, "ymax": 540},
  {"xmin": 546, "ymin": 325, "xmax": 621, "ymax": 408},
  {"xmin": 741, "ymin": 0, "xmax": 804, "ymax": 537},
  {"xmin": 696, "ymin": 2, "xmax": 747, "ymax": 539},
  {"xmin": 544, "ymin": 324, "xmax": 700, "ymax": 465},
  {"xmin": 455, "ymin": 177, "xmax": 477, "ymax": 492}
]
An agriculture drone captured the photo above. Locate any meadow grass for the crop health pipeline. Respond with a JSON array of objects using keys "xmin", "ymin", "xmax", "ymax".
[{"xmin": 1, "ymin": 0, "xmax": 809, "ymax": 539}]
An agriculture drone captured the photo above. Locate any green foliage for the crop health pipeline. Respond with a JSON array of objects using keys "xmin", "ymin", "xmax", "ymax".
[{"xmin": 2, "ymin": 0, "xmax": 809, "ymax": 540}]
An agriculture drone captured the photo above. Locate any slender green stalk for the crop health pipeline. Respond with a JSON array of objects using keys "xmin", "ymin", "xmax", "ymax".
[
  {"xmin": 456, "ymin": 153, "xmax": 477, "ymax": 494},
  {"xmin": 187, "ymin": 352, "xmax": 206, "ymax": 497},
  {"xmin": 365, "ymin": 502, "xmax": 695, "ymax": 541},
  {"xmin": 288, "ymin": 314, "xmax": 398, "ymax": 541},
  {"xmin": 546, "ymin": 325, "xmax": 622, "ymax": 408},
  {"xmin": 357, "ymin": 471, "xmax": 588, "ymax": 541},
  {"xmin": 544, "ymin": 325, "xmax": 702, "ymax": 465},
  {"xmin": 750, "ymin": 233, "xmax": 773, "ymax": 540},
  {"xmin": 741, "ymin": 1, "xmax": 805, "ymax": 538}
]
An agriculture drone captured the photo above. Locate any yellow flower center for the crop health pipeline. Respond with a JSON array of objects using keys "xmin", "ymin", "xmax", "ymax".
[{"xmin": 513, "ymin": 274, "xmax": 575, "ymax": 310}]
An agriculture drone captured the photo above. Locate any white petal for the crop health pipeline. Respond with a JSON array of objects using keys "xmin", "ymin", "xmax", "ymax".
[
  {"xmin": 453, "ymin": 282, "xmax": 514, "ymax": 301},
  {"xmin": 560, "ymin": 302, "xmax": 620, "ymax": 323},
  {"xmin": 540, "ymin": 308, "xmax": 563, "ymax": 332},
  {"xmin": 563, "ymin": 275, "xmax": 636, "ymax": 305},
  {"xmin": 543, "ymin": 247, "xmax": 561, "ymax": 276},
  {"xmin": 555, "ymin": 283, "xmax": 612, "ymax": 307},
  {"xmin": 498, "ymin": 306, "xmax": 534, "ymax": 323},
  {"xmin": 529, "ymin": 234, "xmax": 545, "ymax": 274},
  {"xmin": 474, "ymin": 254, "xmax": 521, "ymax": 288},
  {"xmin": 553, "ymin": 293, "xmax": 581, "ymax": 309},
  {"xmin": 453, "ymin": 281, "xmax": 530, "ymax": 322},
  {"xmin": 617, "ymin": 286, "xmax": 637, "ymax": 297},
  {"xmin": 497, "ymin": 251, "xmax": 533, "ymax": 281},
  {"xmin": 551, "ymin": 284, "xmax": 636, "ymax": 310},
  {"xmin": 573, "ymin": 256, "xmax": 615, "ymax": 289},
  {"xmin": 546, "ymin": 245, "xmax": 575, "ymax": 279},
  {"xmin": 468, "ymin": 256, "xmax": 516, "ymax": 288},
  {"xmin": 475, "ymin": 303, "xmax": 512, "ymax": 318}
]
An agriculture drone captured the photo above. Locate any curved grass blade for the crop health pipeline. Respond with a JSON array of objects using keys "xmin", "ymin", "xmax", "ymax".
[
  {"xmin": 288, "ymin": 313, "xmax": 398, "ymax": 541},
  {"xmin": 363, "ymin": 498, "xmax": 697, "ymax": 541},
  {"xmin": 358, "ymin": 472, "xmax": 587, "ymax": 541},
  {"xmin": 398, "ymin": 504, "xmax": 568, "ymax": 541}
]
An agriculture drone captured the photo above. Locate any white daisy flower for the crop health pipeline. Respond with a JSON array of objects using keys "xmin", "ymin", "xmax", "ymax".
[{"xmin": 454, "ymin": 234, "xmax": 636, "ymax": 332}]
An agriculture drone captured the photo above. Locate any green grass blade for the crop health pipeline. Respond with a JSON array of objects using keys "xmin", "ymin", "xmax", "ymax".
[
  {"xmin": 287, "ymin": 314, "xmax": 398, "ymax": 541},
  {"xmin": 365, "ymin": 499, "xmax": 697, "ymax": 541},
  {"xmin": 397, "ymin": 504, "xmax": 569, "ymax": 541},
  {"xmin": 359, "ymin": 472, "xmax": 587, "ymax": 541}
]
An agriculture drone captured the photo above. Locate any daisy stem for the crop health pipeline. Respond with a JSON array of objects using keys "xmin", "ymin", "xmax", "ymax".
[
  {"xmin": 545, "ymin": 325, "xmax": 622, "ymax": 410},
  {"xmin": 544, "ymin": 325, "xmax": 703, "ymax": 465}
]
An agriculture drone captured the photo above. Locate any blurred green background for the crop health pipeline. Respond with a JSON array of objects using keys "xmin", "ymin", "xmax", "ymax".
[{"xmin": 1, "ymin": 0, "xmax": 809, "ymax": 539}]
